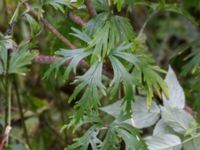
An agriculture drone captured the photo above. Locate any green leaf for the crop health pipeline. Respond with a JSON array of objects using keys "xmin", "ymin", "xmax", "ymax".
[
  {"xmin": 161, "ymin": 107, "xmax": 197, "ymax": 134},
  {"xmin": 113, "ymin": 0, "xmax": 123, "ymax": 11},
  {"xmin": 9, "ymin": 42, "xmax": 37, "ymax": 75},
  {"xmin": 66, "ymin": 126, "xmax": 102, "ymax": 150},
  {"xmin": 134, "ymin": 1, "xmax": 196, "ymax": 24},
  {"xmin": 44, "ymin": 0, "xmax": 72, "ymax": 13},
  {"xmin": 145, "ymin": 134, "xmax": 182, "ymax": 150},
  {"xmin": 100, "ymin": 125, "xmax": 119, "ymax": 150},
  {"xmin": 93, "ymin": 0, "xmax": 110, "ymax": 12},
  {"xmin": 100, "ymin": 100, "xmax": 123, "ymax": 117},
  {"xmin": 183, "ymin": 133, "xmax": 200, "ymax": 150},
  {"xmin": 71, "ymin": 27, "xmax": 91, "ymax": 43},
  {"xmin": 84, "ymin": 12, "xmax": 134, "ymax": 62},
  {"xmin": 44, "ymin": 48, "xmax": 91, "ymax": 81},
  {"xmin": 116, "ymin": 123, "xmax": 147, "ymax": 150},
  {"xmin": 0, "ymin": 40, "xmax": 8, "ymax": 75},
  {"xmin": 183, "ymin": 47, "xmax": 200, "ymax": 75},
  {"xmin": 109, "ymin": 56, "xmax": 134, "ymax": 113},
  {"xmin": 0, "ymin": 39, "xmax": 36, "ymax": 76},
  {"xmin": 110, "ymin": 43, "xmax": 168, "ymax": 109},
  {"xmin": 162, "ymin": 66, "xmax": 185, "ymax": 109},
  {"xmin": 23, "ymin": 94, "xmax": 48, "ymax": 112},
  {"xmin": 24, "ymin": 13, "xmax": 41, "ymax": 36},
  {"xmin": 100, "ymin": 123, "xmax": 147, "ymax": 150},
  {"xmin": 153, "ymin": 119, "xmax": 175, "ymax": 136},
  {"xmin": 132, "ymin": 96, "xmax": 160, "ymax": 129},
  {"xmin": 70, "ymin": 61, "xmax": 105, "ymax": 121}
]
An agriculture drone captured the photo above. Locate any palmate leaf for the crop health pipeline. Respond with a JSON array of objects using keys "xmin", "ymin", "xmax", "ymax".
[
  {"xmin": 100, "ymin": 123, "xmax": 147, "ymax": 150},
  {"xmin": 100, "ymin": 125, "xmax": 119, "ymax": 150},
  {"xmin": 0, "ymin": 38, "xmax": 36, "ymax": 76},
  {"xmin": 70, "ymin": 27, "xmax": 91, "ymax": 43},
  {"xmin": 44, "ymin": 48, "xmax": 91, "ymax": 81},
  {"xmin": 115, "ymin": 123, "xmax": 147, "ymax": 150},
  {"xmin": 93, "ymin": 0, "xmax": 110, "ymax": 12},
  {"xmin": 67, "ymin": 122, "xmax": 146, "ymax": 150},
  {"xmin": 109, "ymin": 56, "xmax": 134, "ymax": 113},
  {"xmin": 109, "ymin": 43, "xmax": 168, "ymax": 109},
  {"xmin": 84, "ymin": 12, "xmax": 134, "ymax": 62},
  {"xmin": 44, "ymin": 0, "xmax": 72, "ymax": 13},
  {"xmin": 9, "ymin": 42, "xmax": 37, "ymax": 75},
  {"xmin": 66, "ymin": 126, "xmax": 102, "ymax": 150},
  {"xmin": 69, "ymin": 61, "xmax": 106, "ymax": 121}
]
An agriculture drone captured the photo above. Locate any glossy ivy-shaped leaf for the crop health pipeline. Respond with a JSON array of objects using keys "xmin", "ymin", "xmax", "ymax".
[
  {"xmin": 145, "ymin": 134, "xmax": 182, "ymax": 150},
  {"xmin": 162, "ymin": 66, "xmax": 185, "ymax": 109}
]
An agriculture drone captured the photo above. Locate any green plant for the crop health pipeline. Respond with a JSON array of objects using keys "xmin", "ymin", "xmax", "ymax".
[{"xmin": 0, "ymin": 0, "xmax": 199, "ymax": 149}]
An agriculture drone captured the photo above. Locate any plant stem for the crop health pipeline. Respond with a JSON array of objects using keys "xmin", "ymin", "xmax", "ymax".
[
  {"xmin": 138, "ymin": 10, "xmax": 159, "ymax": 36},
  {"xmin": 14, "ymin": 80, "xmax": 32, "ymax": 150},
  {"xmin": 84, "ymin": 0, "xmax": 97, "ymax": 17},
  {"xmin": 22, "ymin": 1, "xmax": 76, "ymax": 49},
  {"xmin": 7, "ymin": 83, "xmax": 12, "ymax": 127},
  {"xmin": 182, "ymin": 133, "xmax": 200, "ymax": 145}
]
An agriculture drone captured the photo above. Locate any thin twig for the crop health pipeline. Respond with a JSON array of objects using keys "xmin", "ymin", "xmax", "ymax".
[
  {"xmin": 69, "ymin": 13, "xmax": 86, "ymax": 26},
  {"xmin": 84, "ymin": 0, "xmax": 97, "ymax": 17},
  {"xmin": 23, "ymin": 2, "xmax": 76, "ymax": 49},
  {"xmin": 33, "ymin": 55, "xmax": 89, "ymax": 69},
  {"xmin": 21, "ymin": 2, "xmax": 90, "ymax": 68}
]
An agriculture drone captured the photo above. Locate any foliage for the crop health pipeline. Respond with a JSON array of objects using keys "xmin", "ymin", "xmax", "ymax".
[
  {"xmin": 0, "ymin": 0, "xmax": 199, "ymax": 149},
  {"xmin": 101, "ymin": 67, "xmax": 200, "ymax": 150}
]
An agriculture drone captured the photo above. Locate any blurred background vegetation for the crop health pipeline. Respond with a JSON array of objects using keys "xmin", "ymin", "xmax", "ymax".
[{"xmin": 0, "ymin": 0, "xmax": 200, "ymax": 149}]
